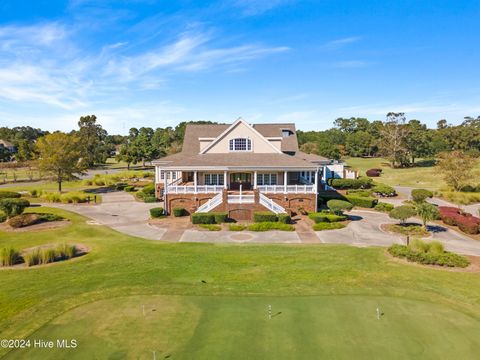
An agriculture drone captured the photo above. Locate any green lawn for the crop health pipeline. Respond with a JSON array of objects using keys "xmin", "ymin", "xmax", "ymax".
[
  {"xmin": 1, "ymin": 207, "xmax": 480, "ymax": 359},
  {"xmin": 345, "ymin": 157, "xmax": 480, "ymax": 191}
]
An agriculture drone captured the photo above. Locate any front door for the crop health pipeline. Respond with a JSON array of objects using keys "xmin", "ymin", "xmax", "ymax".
[{"xmin": 230, "ymin": 173, "xmax": 252, "ymax": 190}]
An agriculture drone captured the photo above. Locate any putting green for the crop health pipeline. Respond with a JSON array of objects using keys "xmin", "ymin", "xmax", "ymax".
[{"xmin": 5, "ymin": 295, "xmax": 480, "ymax": 360}]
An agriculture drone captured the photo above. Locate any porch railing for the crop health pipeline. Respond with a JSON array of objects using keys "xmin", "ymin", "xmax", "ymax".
[
  {"xmin": 196, "ymin": 193, "xmax": 223, "ymax": 213},
  {"xmin": 167, "ymin": 185, "xmax": 224, "ymax": 194},
  {"xmin": 259, "ymin": 193, "xmax": 286, "ymax": 214},
  {"xmin": 227, "ymin": 194, "xmax": 255, "ymax": 204},
  {"xmin": 257, "ymin": 185, "xmax": 315, "ymax": 194}
]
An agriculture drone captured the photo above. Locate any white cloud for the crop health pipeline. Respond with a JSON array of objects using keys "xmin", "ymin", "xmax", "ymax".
[{"xmin": 322, "ymin": 36, "xmax": 361, "ymax": 51}]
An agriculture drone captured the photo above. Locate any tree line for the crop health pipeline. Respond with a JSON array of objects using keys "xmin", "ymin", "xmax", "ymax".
[{"xmin": 298, "ymin": 113, "xmax": 480, "ymax": 168}]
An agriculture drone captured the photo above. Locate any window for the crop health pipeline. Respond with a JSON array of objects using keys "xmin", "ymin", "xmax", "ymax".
[
  {"xmin": 204, "ymin": 173, "xmax": 224, "ymax": 186},
  {"xmin": 229, "ymin": 138, "xmax": 252, "ymax": 151},
  {"xmin": 282, "ymin": 129, "xmax": 293, "ymax": 137},
  {"xmin": 257, "ymin": 173, "xmax": 277, "ymax": 185}
]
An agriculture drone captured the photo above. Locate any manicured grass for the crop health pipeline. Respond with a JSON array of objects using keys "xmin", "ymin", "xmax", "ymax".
[
  {"xmin": 1, "ymin": 207, "xmax": 480, "ymax": 358},
  {"xmin": 385, "ymin": 223, "xmax": 429, "ymax": 236},
  {"xmin": 345, "ymin": 157, "xmax": 445, "ymax": 190}
]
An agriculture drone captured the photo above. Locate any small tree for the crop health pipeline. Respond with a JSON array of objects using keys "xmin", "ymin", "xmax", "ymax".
[
  {"xmin": 0, "ymin": 198, "xmax": 30, "ymax": 218},
  {"xmin": 36, "ymin": 133, "xmax": 87, "ymax": 192},
  {"xmin": 389, "ymin": 205, "xmax": 416, "ymax": 225},
  {"xmin": 437, "ymin": 151, "xmax": 476, "ymax": 191},
  {"xmin": 411, "ymin": 189, "xmax": 433, "ymax": 203},
  {"xmin": 415, "ymin": 202, "xmax": 439, "ymax": 229},
  {"xmin": 327, "ymin": 199, "xmax": 353, "ymax": 215}
]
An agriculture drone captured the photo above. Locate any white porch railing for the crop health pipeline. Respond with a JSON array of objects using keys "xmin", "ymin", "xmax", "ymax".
[
  {"xmin": 167, "ymin": 185, "xmax": 224, "ymax": 194},
  {"xmin": 257, "ymin": 185, "xmax": 315, "ymax": 194},
  {"xmin": 196, "ymin": 193, "xmax": 223, "ymax": 213},
  {"xmin": 259, "ymin": 193, "xmax": 286, "ymax": 214},
  {"xmin": 227, "ymin": 194, "xmax": 255, "ymax": 204}
]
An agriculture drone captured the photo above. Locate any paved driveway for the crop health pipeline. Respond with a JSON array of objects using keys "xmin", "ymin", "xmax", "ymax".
[{"xmin": 44, "ymin": 191, "xmax": 166, "ymax": 240}]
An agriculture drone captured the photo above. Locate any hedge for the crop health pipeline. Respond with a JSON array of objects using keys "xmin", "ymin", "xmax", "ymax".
[
  {"xmin": 141, "ymin": 183, "xmax": 155, "ymax": 196},
  {"xmin": 0, "ymin": 191, "xmax": 21, "ymax": 199},
  {"xmin": 191, "ymin": 212, "xmax": 215, "ymax": 224},
  {"xmin": 438, "ymin": 206, "xmax": 480, "ymax": 234},
  {"xmin": 345, "ymin": 195, "xmax": 378, "ymax": 208},
  {"xmin": 212, "ymin": 212, "xmax": 228, "ymax": 223},
  {"xmin": 199, "ymin": 224, "xmax": 221, "ymax": 231},
  {"xmin": 253, "ymin": 211, "xmax": 278, "ymax": 223},
  {"xmin": 329, "ymin": 177, "xmax": 372, "ymax": 189},
  {"xmin": 327, "ymin": 199, "xmax": 354, "ymax": 214},
  {"xmin": 309, "ymin": 212, "xmax": 347, "ymax": 223},
  {"xmin": 372, "ymin": 183, "xmax": 396, "ymax": 197},
  {"xmin": 173, "ymin": 207, "xmax": 187, "ymax": 217},
  {"xmin": 150, "ymin": 207, "xmax": 165, "ymax": 218},
  {"xmin": 248, "ymin": 222, "xmax": 295, "ymax": 231},
  {"xmin": 388, "ymin": 243, "xmax": 469, "ymax": 268},
  {"xmin": 0, "ymin": 198, "xmax": 30, "ymax": 218},
  {"xmin": 374, "ymin": 202, "xmax": 394, "ymax": 212},
  {"xmin": 277, "ymin": 214, "xmax": 292, "ymax": 224},
  {"xmin": 143, "ymin": 196, "xmax": 157, "ymax": 203}
]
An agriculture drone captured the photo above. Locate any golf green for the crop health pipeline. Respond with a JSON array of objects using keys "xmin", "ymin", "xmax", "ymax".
[{"xmin": 5, "ymin": 295, "xmax": 480, "ymax": 359}]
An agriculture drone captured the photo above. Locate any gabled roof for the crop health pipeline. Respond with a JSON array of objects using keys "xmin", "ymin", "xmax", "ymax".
[
  {"xmin": 199, "ymin": 118, "xmax": 282, "ymax": 154},
  {"xmin": 0, "ymin": 139, "xmax": 14, "ymax": 148},
  {"xmin": 253, "ymin": 123, "xmax": 298, "ymax": 152}
]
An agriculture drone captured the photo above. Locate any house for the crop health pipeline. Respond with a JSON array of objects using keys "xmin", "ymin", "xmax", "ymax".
[
  {"xmin": 153, "ymin": 118, "xmax": 356, "ymax": 220},
  {"xmin": 0, "ymin": 139, "xmax": 15, "ymax": 153}
]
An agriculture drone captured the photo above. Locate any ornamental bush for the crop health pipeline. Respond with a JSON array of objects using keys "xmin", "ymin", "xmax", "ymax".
[
  {"xmin": 327, "ymin": 199, "xmax": 354, "ymax": 214},
  {"xmin": 0, "ymin": 211, "xmax": 6, "ymax": 223},
  {"xmin": 374, "ymin": 202, "xmax": 394, "ymax": 212},
  {"xmin": 124, "ymin": 186, "xmax": 135, "ymax": 192},
  {"xmin": 372, "ymin": 184, "xmax": 396, "ymax": 197},
  {"xmin": 389, "ymin": 205, "xmax": 417, "ymax": 224},
  {"xmin": 7, "ymin": 214, "xmax": 41, "ymax": 228},
  {"xmin": 229, "ymin": 224, "xmax": 246, "ymax": 231},
  {"xmin": 411, "ymin": 188, "xmax": 434, "ymax": 203},
  {"xmin": 313, "ymin": 222, "xmax": 345, "ymax": 231},
  {"xmin": 277, "ymin": 213, "xmax": 292, "ymax": 224},
  {"xmin": 345, "ymin": 195, "xmax": 378, "ymax": 208},
  {"xmin": 253, "ymin": 211, "xmax": 278, "ymax": 223},
  {"xmin": 141, "ymin": 183, "xmax": 155, "ymax": 196},
  {"xmin": 248, "ymin": 222, "xmax": 294, "ymax": 231},
  {"xmin": 191, "ymin": 212, "xmax": 215, "ymax": 224},
  {"xmin": 0, "ymin": 191, "xmax": 21, "ymax": 199},
  {"xmin": 346, "ymin": 189, "xmax": 372, "ymax": 197},
  {"xmin": 366, "ymin": 168, "xmax": 382, "ymax": 177},
  {"xmin": 199, "ymin": 224, "xmax": 222, "ymax": 231},
  {"xmin": 0, "ymin": 198, "xmax": 30, "ymax": 218},
  {"xmin": 308, "ymin": 212, "xmax": 347, "ymax": 223},
  {"xmin": 212, "ymin": 212, "xmax": 228, "ymax": 223},
  {"xmin": 150, "ymin": 207, "xmax": 165, "ymax": 218}
]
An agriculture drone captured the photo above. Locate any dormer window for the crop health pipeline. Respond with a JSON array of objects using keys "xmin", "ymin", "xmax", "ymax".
[
  {"xmin": 282, "ymin": 129, "xmax": 293, "ymax": 137},
  {"xmin": 229, "ymin": 138, "xmax": 252, "ymax": 151}
]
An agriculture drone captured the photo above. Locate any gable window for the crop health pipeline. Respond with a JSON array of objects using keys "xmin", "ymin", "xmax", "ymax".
[{"xmin": 229, "ymin": 138, "xmax": 252, "ymax": 151}]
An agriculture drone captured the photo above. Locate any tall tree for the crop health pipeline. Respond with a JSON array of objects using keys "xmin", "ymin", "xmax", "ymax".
[
  {"xmin": 437, "ymin": 150, "xmax": 476, "ymax": 191},
  {"xmin": 379, "ymin": 112, "xmax": 410, "ymax": 167},
  {"xmin": 36, "ymin": 133, "xmax": 87, "ymax": 191},
  {"xmin": 77, "ymin": 115, "xmax": 110, "ymax": 166}
]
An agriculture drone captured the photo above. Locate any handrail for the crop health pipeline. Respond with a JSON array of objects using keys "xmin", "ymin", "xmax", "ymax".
[
  {"xmin": 259, "ymin": 193, "xmax": 286, "ymax": 214},
  {"xmin": 257, "ymin": 185, "xmax": 315, "ymax": 194},
  {"xmin": 227, "ymin": 194, "xmax": 255, "ymax": 204},
  {"xmin": 196, "ymin": 193, "xmax": 223, "ymax": 213},
  {"xmin": 167, "ymin": 185, "xmax": 224, "ymax": 194}
]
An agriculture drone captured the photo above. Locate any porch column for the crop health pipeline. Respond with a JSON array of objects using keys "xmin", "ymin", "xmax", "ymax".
[
  {"xmin": 253, "ymin": 171, "xmax": 257, "ymax": 189},
  {"xmin": 284, "ymin": 171, "xmax": 288, "ymax": 193},
  {"xmin": 314, "ymin": 169, "xmax": 319, "ymax": 193},
  {"xmin": 194, "ymin": 171, "xmax": 198, "ymax": 193},
  {"xmin": 223, "ymin": 171, "xmax": 228, "ymax": 190},
  {"xmin": 163, "ymin": 169, "xmax": 168, "ymax": 195}
]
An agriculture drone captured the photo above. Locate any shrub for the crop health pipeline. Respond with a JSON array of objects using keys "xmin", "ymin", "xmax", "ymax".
[
  {"xmin": 388, "ymin": 242, "xmax": 469, "ymax": 268},
  {"xmin": 374, "ymin": 202, "xmax": 394, "ymax": 212},
  {"xmin": 318, "ymin": 192, "xmax": 347, "ymax": 204},
  {"xmin": 30, "ymin": 189, "xmax": 41, "ymax": 198},
  {"xmin": 212, "ymin": 212, "xmax": 228, "ymax": 224},
  {"xmin": 41, "ymin": 248, "xmax": 56, "ymax": 264},
  {"xmin": 346, "ymin": 189, "xmax": 372, "ymax": 197},
  {"xmin": 56, "ymin": 243, "xmax": 77, "ymax": 260},
  {"xmin": 0, "ymin": 247, "xmax": 21, "ymax": 266},
  {"xmin": 173, "ymin": 207, "xmax": 186, "ymax": 217},
  {"xmin": 60, "ymin": 192, "xmax": 90, "ymax": 204},
  {"xmin": 387, "ymin": 224, "xmax": 428, "ymax": 236},
  {"xmin": 345, "ymin": 195, "xmax": 378, "ymax": 208},
  {"xmin": 0, "ymin": 198, "xmax": 30, "ymax": 218},
  {"xmin": 308, "ymin": 212, "xmax": 347, "ymax": 223},
  {"xmin": 150, "ymin": 207, "xmax": 165, "ymax": 218},
  {"xmin": 191, "ymin": 212, "xmax": 215, "ymax": 224},
  {"xmin": 229, "ymin": 224, "xmax": 246, "ymax": 231},
  {"xmin": 248, "ymin": 222, "xmax": 295, "ymax": 231},
  {"xmin": 143, "ymin": 196, "xmax": 157, "ymax": 203},
  {"xmin": 124, "ymin": 186, "xmax": 135, "ymax": 192},
  {"xmin": 411, "ymin": 189, "xmax": 434, "ymax": 203},
  {"xmin": 277, "ymin": 213, "xmax": 292, "ymax": 224},
  {"xmin": 438, "ymin": 191, "xmax": 480, "ymax": 205},
  {"xmin": 7, "ymin": 214, "xmax": 41, "ymax": 228},
  {"xmin": 0, "ymin": 211, "xmax": 6, "ymax": 223},
  {"xmin": 329, "ymin": 177, "xmax": 372, "ymax": 189},
  {"xmin": 115, "ymin": 183, "xmax": 128, "ymax": 191},
  {"xmin": 313, "ymin": 222, "xmax": 345, "ymax": 231},
  {"xmin": 24, "ymin": 249, "xmax": 41, "ymax": 267},
  {"xmin": 38, "ymin": 213, "xmax": 64, "ymax": 222},
  {"xmin": 0, "ymin": 191, "xmax": 21, "ymax": 199},
  {"xmin": 199, "ymin": 224, "xmax": 222, "ymax": 231},
  {"xmin": 372, "ymin": 183, "xmax": 396, "ymax": 197},
  {"xmin": 327, "ymin": 199, "xmax": 353, "ymax": 214},
  {"xmin": 457, "ymin": 217, "xmax": 479, "ymax": 234},
  {"xmin": 366, "ymin": 168, "xmax": 382, "ymax": 177},
  {"xmin": 253, "ymin": 211, "xmax": 278, "ymax": 222},
  {"xmin": 389, "ymin": 205, "xmax": 416, "ymax": 224},
  {"xmin": 141, "ymin": 183, "xmax": 155, "ymax": 196},
  {"xmin": 438, "ymin": 206, "xmax": 480, "ymax": 234}
]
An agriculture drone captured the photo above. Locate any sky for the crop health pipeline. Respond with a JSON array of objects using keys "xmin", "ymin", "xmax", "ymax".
[{"xmin": 0, "ymin": 0, "xmax": 479, "ymax": 134}]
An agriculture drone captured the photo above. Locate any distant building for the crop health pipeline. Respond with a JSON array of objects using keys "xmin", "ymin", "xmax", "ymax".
[{"xmin": 0, "ymin": 139, "xmax": 15, "ymax": 153}]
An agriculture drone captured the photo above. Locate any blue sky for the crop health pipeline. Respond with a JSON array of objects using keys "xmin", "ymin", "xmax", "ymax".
[{"xmin": 0, "ymin": 0, "xmax": 479, "ymax": 133}]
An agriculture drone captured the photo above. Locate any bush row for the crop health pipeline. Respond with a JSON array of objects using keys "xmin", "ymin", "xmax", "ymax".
[
  {"xmin": 374, "ymin": 202, "xmax": 394, "ymax": 212},
  {"xmin": 150, "ymin": 207, "xmax": 165, "ymax": 218},
  {"xmin": 372, "ymin": 184, "xmax": 396, "ymax": 197},
  {"xmin": 192, "ymin": 212, "xmax": 228, "ymax": 224},
  {"xmin": 247, "ymin": 222, "xmax": 295, "ymax": 232},
  {"xmin": 308, "ymin": 211, "xmax": 347, "ymax": 223},
  {"xmin": 0, "ymin": 191, "xmax": 21, "ymax": 199},
  {"xmin": 319, "ymin": 193, "xmax": 377, "ymax": 208},
  {"xmin": 313, "ymin": 222, "xmax": 345, "ymax": 231},
  {"xmin": 328, "ymin": 177, "xmax": 372, "ymax": 189},
  {"xmin": 438, "ymin": 206, "xmax": 480, "ymax": 234},
  {"xmin": 388, "ymin": 243, "xmax": 469, "ymax": 268},
  {"xmin": 254, "ymin": 211, "xmax": 292, "ymax": 224},
  {"xmin": 41, "ymin": 191, "xmax": 95, "ymax": 204}
]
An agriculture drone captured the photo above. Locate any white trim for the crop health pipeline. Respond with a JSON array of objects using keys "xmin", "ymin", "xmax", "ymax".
[{"xmin": 199, "ymin": 118, "xmax": 282, "ymax": 155}]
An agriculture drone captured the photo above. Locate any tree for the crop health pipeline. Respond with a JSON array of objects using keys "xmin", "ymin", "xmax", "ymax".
[
  {"xmin": 437, "ymin": 151, "xmax": 476, "ymax": 191},
  {"xmin": 345, "ymin": 131, "xmax": 374, "ymax": 157},
  {"xmin": 411, "ymin": 189, "xmax": 433, "ymax": 203},
  {"xmin": 415, "ymin": 202, "xmax": 439, "ymax": 229},
  {"xmin": 36, "ymin": 133, "xmax": 87, "ymax": 191},
  {"xmin": 77, "ymin": 115, "xmax": 110, "ymax": 166},
  {"xmin": 134, "ymin": 127, "xmax": 157, "ymax": 166},
  {"xmin": 389, "ymin": 205, "xmax": 416, "ymax": 224},
  {"xmin": 404, "ymin": 120, "xmax": 434, "ymax": 164},
  {"xmin": 379, "ymin": 113, "xmax": 410, "ymax": 168}
]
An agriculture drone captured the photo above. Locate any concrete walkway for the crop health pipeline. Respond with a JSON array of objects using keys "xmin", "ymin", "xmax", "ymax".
[
  {"xmin": 180, "ymin": 230, "xmax": 301, "ymax": 243},
  {"xmin": 44, "ymin": 191, "xmax": 166, "ymax": 240}
]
